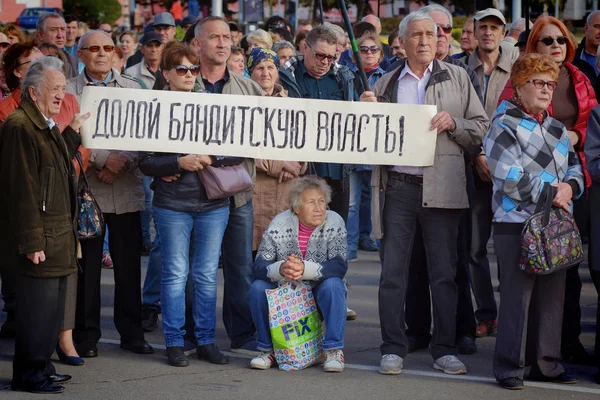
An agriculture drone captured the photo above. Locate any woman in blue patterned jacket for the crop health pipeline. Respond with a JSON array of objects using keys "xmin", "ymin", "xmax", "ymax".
[
  {"xmin": 484, "ymin": 53, "xmax": 584, "ymax": 390},
  {"xmin": 249, "ymin": 176, "xmax": 348, "ymax": 373}
]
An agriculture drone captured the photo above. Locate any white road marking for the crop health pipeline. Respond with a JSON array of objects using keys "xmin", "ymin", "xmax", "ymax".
[{"xmin": 99, "ymin": 339, "xmax": 600, "ymax": 394}]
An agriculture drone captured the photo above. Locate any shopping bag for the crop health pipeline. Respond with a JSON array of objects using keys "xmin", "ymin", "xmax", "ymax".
[{"xmin": 266, "ymin": 280, "xmax": 323, "ymax": 371}]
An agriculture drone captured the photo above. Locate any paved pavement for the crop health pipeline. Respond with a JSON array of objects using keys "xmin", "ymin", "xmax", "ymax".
[{"xmin": 0, "ymin": 248, "xmax": 599, "ymax": 399}]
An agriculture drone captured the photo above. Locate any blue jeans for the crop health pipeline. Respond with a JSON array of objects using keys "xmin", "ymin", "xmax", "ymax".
[
  {"xmin": 221, "ymin": 201, "xmax": 256, "ymax": 348},
  {"xmin": 142, "ymin": 228, "xmax": 162, "ymax": 311},
  {"xmin": 154, "ymin": 205, "xmax": 229, "ymax": 347},
  {"xmin": 141, "ymin": 176, "xmax": 154, "ymax": 250},
  {"xmin": 103, "ymin": 225, "xmax": 109, "ymax": 253},
  {"xmin": 249, "ymin": 278, "xmax": 347, "ymax": 351},
  {"xmin": 346, "ymin": 171, "xmax": 362, "ymax": 253}
]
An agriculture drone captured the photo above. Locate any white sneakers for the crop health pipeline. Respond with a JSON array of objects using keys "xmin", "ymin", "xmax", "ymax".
[
  {"xmin": 379, "ymin": 354, "xmax": 404, "ymax": 375},
  {"xmin": 249, "ymin": 352, "xmax": 276, "ymax": 370},
  {"xmin": 379, "ymin": 354, "xmax": 467, "ymax": 375},
  {"xmin": 323, "ymin": 349, "xmax": 345, "ymax": 372}
]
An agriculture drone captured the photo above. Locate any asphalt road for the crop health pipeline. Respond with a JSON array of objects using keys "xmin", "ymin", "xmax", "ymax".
[{"xmin": 1, "ymin": 248, "xmax": 599, "ymax": 400}]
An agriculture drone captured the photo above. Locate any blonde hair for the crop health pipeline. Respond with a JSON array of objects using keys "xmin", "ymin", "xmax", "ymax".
[{"xmin": 247, "ymin": 29, "xmax": 273, "ymax": 49}]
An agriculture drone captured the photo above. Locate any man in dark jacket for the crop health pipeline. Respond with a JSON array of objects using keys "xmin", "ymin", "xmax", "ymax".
[
  {"xmin": 0, "ymin": 57, "xmax": 88, "ymax": 394},
  {"xmin": 575, "ymin": 11, "xmax": 600, "ymax": 76}
]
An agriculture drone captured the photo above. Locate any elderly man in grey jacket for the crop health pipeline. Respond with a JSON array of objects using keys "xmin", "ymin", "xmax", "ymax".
[
  {"xmin": 67, "ymin": 30, "xmax": 152, "ymax": 358},
  {"xmin": 361, "ymin": 11, "xmax": 488, "ymax": 376}
]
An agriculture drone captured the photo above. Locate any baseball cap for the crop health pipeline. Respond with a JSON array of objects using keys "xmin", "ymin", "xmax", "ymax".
[
  {"xmin": 474, "ymin": 8, "xmax": 507, "ymax": 25},
  {"xmin": 140, "ymin": 31, "xmax": 163, "ymax": 45},
  {"xmin": 182, "ymin": 16, "xmax": 196, "ymax": 27},
  {"xmin": 515, "ymin": 30, "xmax": 530, "ymax": 47},
  {"xmin": 153, "ymin": 12, "xmax": 176, "ymax": 27}
]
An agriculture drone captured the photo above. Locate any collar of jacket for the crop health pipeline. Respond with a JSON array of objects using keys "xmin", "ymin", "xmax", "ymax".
[
  {"xmin": 20, "ymin": 97, "xmax": 52, "ymax": 131},
  {"xmin": 467, "ymin": 46, "xmax": 512, "ymax": 74},
  {"xmin": 74, "ymin": 68, "xmax": 129, "ymax": 95},
  {"xmin": 380, "ymin": 58, "xmax": 448, "ymax": 102}
]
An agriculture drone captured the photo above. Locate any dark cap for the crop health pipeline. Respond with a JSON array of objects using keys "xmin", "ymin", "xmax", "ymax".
[
  {"xmin": 140, "ymin": 31, "xmax": 163, "ymax": 45},
  {"xmin": 153, "ymin": 12, "xmax": 175, "ymax": 27},
  {"xmin": 515, "ymin": 30, "xmax": 529, "ymax": 47},
  {"xmin": 182, "ymin": 16, "xmax": 196, "ymax": 26}
]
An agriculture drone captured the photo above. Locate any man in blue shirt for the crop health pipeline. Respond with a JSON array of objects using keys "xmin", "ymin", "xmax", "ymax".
[
  {"xmin": 576, "ymin": 11, "xmax": 600, "ymax": 75},
  {"xmin": 279, "ymin": 24, "xmax": 358, "ymax": 222}
]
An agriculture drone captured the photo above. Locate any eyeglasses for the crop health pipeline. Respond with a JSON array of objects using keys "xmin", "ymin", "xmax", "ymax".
[
  {"xmin": 307, "ymin": 43, "xmax": 336, "ymax": 63},
  {"xmin": 359, "ymin": 45, "xmax": 380, "ymax": 54},
  {"xmin": 0, "ymin": 42, "xmax": 10, "ymax": 49},
  {"xmin": 538, "ymin": 36, "xmax": 568, "ymax": 46},
  {"xmin": 527, "ymin": 79, "xmax": 557, "ymax": 90},
  {"xmin": 173, "ymin": 64, "xmax": 200, "ymax": 76},
  {"xmin": 102, "ymin": 29, "xmax": 112, "ymax": 34},
  {"xmin": 438, "ymin": 24, "xmax": 453, "ymax": 34},
  {"xmin": 80, "ymin": 45, "xmax": 115, "ymax": 53}
]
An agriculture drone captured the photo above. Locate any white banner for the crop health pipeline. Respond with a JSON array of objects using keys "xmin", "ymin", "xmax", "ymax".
[{"xmin": 80, "ymin": 86, "xmax": 438, "ymax": 166}]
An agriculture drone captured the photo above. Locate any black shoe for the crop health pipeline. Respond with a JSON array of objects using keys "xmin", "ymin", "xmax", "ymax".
[
  {"xmin": 120, "ymin": 339, "xmax": 154, "ymax": 354},
  {"xmin": 0, "ymin": 317, "xmax": 16, "ymax": 338},
  {"xmin": 407, "ymin": 335, "xmax": 430, "ymax": 353},
  {"xmin": 56, "ymin": 345, "xmax": 85, "ymax": 366},
  {"xmin": 166, "ymin": 346, "xmax": 189, "ymax": 367},
  {"xmin": 49, "ymin": 373, "xmax": 72, "ymax": 384},
  {"xmin": 13, "ymin": 379, "xmax": 65, "ymax": 394},
  {"xmin": 142, "ymin": 308, "xmax": 159, "ymax": 332},
  {"xmin": 457, "ymin": 336, "xmax": 478, "ymax": 355},
  {"xmin": 499, "ymin": 377, "xmax": 524, "ymax": 390},
  {"xmin": 562, "ymin": 341, "xmax": 594, "ymax": 365},
  {"xmin": 76, "ymin": 344, "xmax": 98, "ymax": 358},
  {"xmin": 529, "ymin": 371, "xmax": 579, "ymax": 384},
  {"xmin": 197, "ymin": 344, "xmax": 229, "ymax": 364}
]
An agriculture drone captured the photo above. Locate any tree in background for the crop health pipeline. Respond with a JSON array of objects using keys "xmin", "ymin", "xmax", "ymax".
[{"xmin": 64, "ymin": 0, "xmax": 123, "ymax": 26}]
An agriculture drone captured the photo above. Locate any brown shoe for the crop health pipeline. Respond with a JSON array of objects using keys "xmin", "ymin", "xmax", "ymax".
[{"xmin": 476, "ymin": 320, "xmax": 497, "ymax": 338}]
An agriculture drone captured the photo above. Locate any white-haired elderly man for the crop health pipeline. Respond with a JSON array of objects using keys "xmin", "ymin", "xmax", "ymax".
[
  {"xmin": 361, "ymin": 11, "xmax": 488, "ymax": 376},
  {"xmin": 36, "ymin": 12, "xmax": 79, "ymax": 78},
  {"xmin": 67, "ymin": 30, "xmax": 153, "ymax": 358},
  {"xmin": 0, "ymin": 57, "xmax": 88, "ymax": 394}
]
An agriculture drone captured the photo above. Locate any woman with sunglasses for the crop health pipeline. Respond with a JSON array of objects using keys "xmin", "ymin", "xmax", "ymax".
[
  {"xmin": 139, "ymin": 41, "xmax": 243, "ymax": 368},
  {"xmin": 500, "ymin": 16, "xmax": 598, "ymax": 366},
  {"xmin": 486, "ymin": 53, "xmax": 584, "ymax": 390}
]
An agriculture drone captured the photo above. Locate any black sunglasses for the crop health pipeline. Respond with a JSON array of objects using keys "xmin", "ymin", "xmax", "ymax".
[
  {"xmin": 359, "ymin": 45, "xmax": 380, "ymax": 54},
  {"xmin": 527, "ymin": 79, "xmax": 557, "ymax": 90},
  {"xmin": 174, "ymin": 64, "xmax": 200, "ymax": 76},
  {"xmin": 538, "ymin": 36, "xmax": 568, "ymax": 46},
  {"xmin": 307, "ymin": 43, "xmax": 336, "ymax": 62},
  {"xmin": 0, "ymin": 42, "xmax": 10, "ymax": 49},
  {"xmin": 80, "ymin": 45, "xmax": 115, "ymax": 53},
  {"xmin": 438, "ymin": 24, "xmax": 453, "ymax": 34}
]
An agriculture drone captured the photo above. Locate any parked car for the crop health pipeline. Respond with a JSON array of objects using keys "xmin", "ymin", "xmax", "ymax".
[{"xmin": 16, "ymin": 7, "xmax": 62, "ymax": 32}]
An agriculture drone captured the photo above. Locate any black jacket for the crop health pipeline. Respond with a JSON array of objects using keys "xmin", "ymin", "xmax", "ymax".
[{"xmin": 138, "ymin": 153, "xmax": 244, "ymax": 213}]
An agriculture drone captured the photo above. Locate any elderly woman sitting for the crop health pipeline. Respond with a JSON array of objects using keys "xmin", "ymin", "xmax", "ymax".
[
  {"xmin": 249, "ymin": 176, "xmax": 348, "ymax": 372},
  {"xmin": 484, "ymin": 53, "xmax": 584, "ymax": 390}
]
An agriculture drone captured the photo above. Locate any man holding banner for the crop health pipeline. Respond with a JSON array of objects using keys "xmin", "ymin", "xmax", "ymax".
[{"xmin": 362, "ymin": 11, "xmax": 488, "ymax": 376}]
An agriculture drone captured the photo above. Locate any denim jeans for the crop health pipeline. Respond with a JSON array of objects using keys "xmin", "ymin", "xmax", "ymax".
[
  {"xmin": 249, "ymin": 278, "xmax": 347, "ymax": 351},
  {"xmin": 221, "ymin": 201, "xmax": 256, "ymax": 348},
  {"xmin": 141, "ymin": 176, "xmax": 154, "ymax": 250},
  {"xmin": 154, "ymin": 205, "xmax": 230, "ymax": 348},
  {"xmin": 346, "ymin": 171, "xmax": 361, "ymax": 254},
  {"xmin": 142, "ymin": 229, "xmax": 162, "ymax": 312}
]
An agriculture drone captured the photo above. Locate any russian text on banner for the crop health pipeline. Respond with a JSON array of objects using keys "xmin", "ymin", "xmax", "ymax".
[{"xmin": 80, "ymin": 86, "xmax": 438, "ymax": 166}]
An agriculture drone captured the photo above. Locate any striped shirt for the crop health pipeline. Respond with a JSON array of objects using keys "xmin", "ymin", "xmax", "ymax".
[{"xmin": 298, "ymin": 221, "xmax": 316, "ymax": 258}]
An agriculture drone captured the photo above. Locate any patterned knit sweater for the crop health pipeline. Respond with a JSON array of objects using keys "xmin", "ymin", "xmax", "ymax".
[
  {"xmin": 484, "ymin": 100, "xmax": 584, "ymax": 223},
  {"xmin": 253, "ymin": 210, "xmax": 348, "ymax": 283}
]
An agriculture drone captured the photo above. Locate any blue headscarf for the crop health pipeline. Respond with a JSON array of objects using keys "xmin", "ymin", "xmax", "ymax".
[{"xmin": 247, "ymin": 47, "xmax": 280, "ymax": 75}]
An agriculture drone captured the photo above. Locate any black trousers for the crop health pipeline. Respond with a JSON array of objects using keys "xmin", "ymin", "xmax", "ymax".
[
  {"xmin": 0, "ymin": 267, "xmax": 16, "ymax": 328},
  {"xmin": 325, "ymin": 178, "xmax": 349, "ymax": 223},
  {"xmin": 12, "ymin": 274, "xmax": 66, "ymax": 388},
  {"xmin": 74, "ymin": 212, "xmax": 144, "ymax": 348},
  {"xmin": 405, "ymin": 208, "xmax": 476, "ymax": 341}
]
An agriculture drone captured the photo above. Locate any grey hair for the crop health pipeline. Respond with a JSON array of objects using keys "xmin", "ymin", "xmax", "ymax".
[
  {"xmin": 287, "ymin": 176, "xmax": 332, "ymax": 211},
  {"xmin": 78, "ymin": 30, "xmax": 114, "ymax": 50},
  {"xmin": 587, "ymin": 10, "xmax": 600, "ymax": 26},
  {"xmin": 420, "ymin": 4, "xmax": 453, "ymax": 27},
  {"xmin": 398, "ymin": 11, "xmax": 437, "ymax": 41},
  {"xmin": 305, "ymin": 25, "xmax": 338, "ymax": 47},
  {"xmin": 324, "ymin": 22, "xmax": 347, "ymax": 44},
  {"xmin": 194, "ymin": 15, "xmax": 229, "ymax": 38},
  {"xmin": 21, "ymin": 57, "xmax": 65, "ymax": 100},
  {"xmin": 36, "ymin": 12, "xmax": 65, "ymax": 33},
  {"xmin": 272, "ymin": 40, "xmax": 295, "ymax": 52}
]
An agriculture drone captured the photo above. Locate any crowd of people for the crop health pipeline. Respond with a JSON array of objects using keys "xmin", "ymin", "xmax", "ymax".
[{"xmin": 0, "ymin": 5, "xmax": 600, "ymax": 394}]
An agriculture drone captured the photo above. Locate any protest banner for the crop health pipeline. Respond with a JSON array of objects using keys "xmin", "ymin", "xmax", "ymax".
[{"xmin": 80, "ymin": 86, "xmax": 438, "ymax": 166}]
